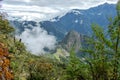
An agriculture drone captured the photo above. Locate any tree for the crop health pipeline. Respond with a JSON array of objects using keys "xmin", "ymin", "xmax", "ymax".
[
  {"xmin": 82, "ymin": 0, "xmax": 120, "ymax": 80},
  {"xmin": 64, "ymin": 0, "xmax": 120, "ymax": 80}
]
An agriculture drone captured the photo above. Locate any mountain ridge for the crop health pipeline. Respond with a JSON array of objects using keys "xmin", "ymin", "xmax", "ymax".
[
  {"xmin": 10, "ymin": 3, "xmax": 116, "ymax": 41},
  {"xmin": 40, "ymin": 3, "xmax": 116, "ymax": 40}
]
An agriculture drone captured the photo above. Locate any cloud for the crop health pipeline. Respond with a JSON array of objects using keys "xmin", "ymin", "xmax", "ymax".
[
  {"xmin": 1, "ymin": 4, "xmax": 63, "ymax": 21},
  {"xmin": 1, "ymin": 0, "xmax": 118, "ymax": 21},
  {"xmin": 2, "ymin": 0, "xmax": 118, "ymax": 21},
  {"xmin": 3, "ymin": 0, "xmax": 118, "ymax": 8},
  {"xmin": 16, "ymin": 22, "xmax": 57, "ymax": 55}
]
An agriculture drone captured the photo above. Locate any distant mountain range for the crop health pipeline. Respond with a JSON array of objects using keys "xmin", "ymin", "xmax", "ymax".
[
  {"xmin": 40, "ymin": 3, "xmax": 116, "ymax": 40},
  {"xmin": 10, "ymin": 3, "xmax": 117, "ymax": 41}
]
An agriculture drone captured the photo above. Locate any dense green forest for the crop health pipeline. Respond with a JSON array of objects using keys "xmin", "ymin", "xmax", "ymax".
[{"xmin": 0, "ymin": 0, "xmax": 120, "ymax": 80}]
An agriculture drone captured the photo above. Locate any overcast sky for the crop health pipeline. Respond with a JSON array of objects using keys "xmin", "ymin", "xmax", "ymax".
[{"xmin": 1, "ymin": 0, "xmax": 118, "ymax": 20}]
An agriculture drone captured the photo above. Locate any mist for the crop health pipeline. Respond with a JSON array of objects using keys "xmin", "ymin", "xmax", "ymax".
[{"xmin": 16, "ymin": 22, "xmax": 57, "ymax": 55}]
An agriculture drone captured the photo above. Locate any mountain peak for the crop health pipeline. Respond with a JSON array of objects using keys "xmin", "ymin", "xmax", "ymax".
[
  {"xmin": 103, "ymin": 2, "xmax": 111, "ymax": 5},
  {"xmin": 67, "ymin": 30, "xmax": 79, "ymax": 36},
  {"xmin": 60, "ymin": 30, "xmax": 81, "ymax": 52},
  {"xmin": 97, "ymin": 2, "xmax": 116, "ymax": 8}
]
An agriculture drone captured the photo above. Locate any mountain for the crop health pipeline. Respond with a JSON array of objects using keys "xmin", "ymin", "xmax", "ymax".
[
  {"xmin": 59, "ymin": 30, "xmax": 87, "ymax": 56},
  {"xmin": 10, "ymin": 3, "xmax": 117, "ymax": 41},
  {"xmin": 10, "ymin": 20, "xmax": 37, "ymax": 34},
  {"xmin": 60, "ymin": 30, "xmax": 82, "ymax": 52},
  {"xmin": 40, "ymin": 3, "xmax": 116, "ymax": 40}
]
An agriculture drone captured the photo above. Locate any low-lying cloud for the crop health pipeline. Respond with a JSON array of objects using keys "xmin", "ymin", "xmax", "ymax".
[{"xmin": 16, "ymin": 23, "xmax": 56, "ymax": 55}]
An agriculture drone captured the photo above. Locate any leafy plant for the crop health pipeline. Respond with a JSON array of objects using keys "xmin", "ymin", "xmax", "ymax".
[{"xmin": 0, "ymin": 43, "xmax": 13, "ymax": 80}]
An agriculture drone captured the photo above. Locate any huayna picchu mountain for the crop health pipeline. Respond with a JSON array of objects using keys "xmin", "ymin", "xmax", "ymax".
[{"xmin": 60, "ymin": 30, "xmax": 82, "ymax": 53}]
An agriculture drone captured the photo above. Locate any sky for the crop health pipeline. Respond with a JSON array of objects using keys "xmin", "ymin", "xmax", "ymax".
[{"xmin": 1, "ymin": 0, "xmax": 118, "ymax": 21}]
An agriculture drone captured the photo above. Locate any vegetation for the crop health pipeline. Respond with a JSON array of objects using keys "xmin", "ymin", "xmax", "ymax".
[
  {"xmin": 0, "ymin": 0, "xmax": 120, "ymax": 80},
  {"xmin": 64, "ymin": 0, "xmax": 120, "ymax": 80},
  {"xmin": 0, "ymin": 43, "xmax": 13, "ymax": 80}
]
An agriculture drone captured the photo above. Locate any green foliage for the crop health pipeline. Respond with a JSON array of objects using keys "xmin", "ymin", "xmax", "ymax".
[
  {"xmin": 0, "ymin": 15, "xmax": 30, "ymax": 80},
  {"xmin": 65, "ymin": 50, "xmax": 89, "ymax": 80},
  {"xmin": 64, "ymin": 1, "xmax": 120, "ymax": 80},
  {"xmin": 79, "ymin": 1, "xmax": 120, "ymax": 80},
  {"xmin": 26, "ymin": 55, "xmax": 66, "ymax": 80},
  {"xmin": 27, "ymin": 57, "xmax": 54, "ymax": 80},
  {"xmin": 0, "ymin": 16, "xmax": 14, "ymax": 35},
  {"xmin": 116, "ymin": 0, "xmax": 120, "ymax": 17}
]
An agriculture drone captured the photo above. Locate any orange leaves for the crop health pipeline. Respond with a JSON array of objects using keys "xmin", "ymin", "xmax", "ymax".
[
  {"xmin": 5, "ymin": 70, "xmax": 14, "ymax": 80},
  {"xmin": 2, "ymin": 59, "xmax": 10, "ymax": 68},
  {"xmin": 0, "ymin": 43, "xmax": 13, "ymax": 80}
]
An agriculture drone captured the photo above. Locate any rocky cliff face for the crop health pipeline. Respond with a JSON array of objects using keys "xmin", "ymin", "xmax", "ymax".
[{"xmin": 60, "ymin": 30, "xmax": 86, "ymax": 53}]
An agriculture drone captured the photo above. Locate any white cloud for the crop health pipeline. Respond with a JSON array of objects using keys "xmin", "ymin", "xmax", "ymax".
[
  {"xmin": 16, "ymin": 23, "xmax": 57, "ymax": 55},
  {"xmin": 24, "ymin": 0, "xmax": 31, "ymax": 3},
  {"xmin": 2, "ymin": 4, "xmax": 59, "ymax": 13},
  {"xmin": 1, "ymin": 4, "xmax": 61, "ymax": 20},
  {"xmin": 1, "ymin": 0, "xmax": 118, "ymax": 21},
  {"xmin": 3, "ymin": 0, "xmax": 118, "ymax": 7}
]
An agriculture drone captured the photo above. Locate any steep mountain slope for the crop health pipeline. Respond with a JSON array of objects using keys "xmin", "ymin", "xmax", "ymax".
[
  {"xmin": 60, "ymin": 30, "xmax": 82, "ymax": 52},
  {"xmin": 59, "ymin": 30, "xmax": 87, "ymax": 56}
]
